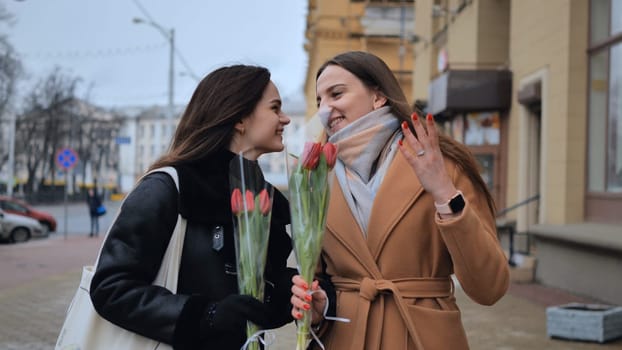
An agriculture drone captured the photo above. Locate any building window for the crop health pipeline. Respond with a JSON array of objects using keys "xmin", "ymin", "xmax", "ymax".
[
  {"xmin": 608, "ymin": 43, "xmax": 622, "ymax": 191},
  {"xmin": 445, "ymin": 112, "xmax": 505, "ymax": 208},
  {"xmin": 588, "ymin": 0, "xmax": 622, "ymax": 193},
  {"xmin": 588, "ymin": 49, "xmax": 608, "ymax": 191},
  {"xmin": 612, "ymin": 0, "xmax": 622, "ymax": 35},
  {"xmin": 463, "ymin": 112, "xmax": 500, "ymax": 146}
]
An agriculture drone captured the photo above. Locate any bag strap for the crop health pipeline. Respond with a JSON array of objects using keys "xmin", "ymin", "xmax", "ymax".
[
  {"xmin": 92, "ymin": 166, "xmax": 186, "ymax": 293},
  {"xmin": 149, "ymin": 167, "xmax": 185, "ymax": 292}
]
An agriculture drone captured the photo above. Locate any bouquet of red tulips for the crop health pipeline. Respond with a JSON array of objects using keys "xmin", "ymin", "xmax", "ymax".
[
  {"xmin": 229, "ymin": 154, "xmax": 274, "ymax": 350},
  {"xmin": 287, "ymin": 141, "xmax": 337, "ymax": 350}
]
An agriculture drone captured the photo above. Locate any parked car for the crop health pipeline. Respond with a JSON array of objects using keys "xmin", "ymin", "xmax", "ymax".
[
  {"xmin": 0, "ymin": 196, "xmax": 57, "ymax": 234},
  {"xmin": 0, "ymin": 209, "xmax": 46, "ymax": 243}
]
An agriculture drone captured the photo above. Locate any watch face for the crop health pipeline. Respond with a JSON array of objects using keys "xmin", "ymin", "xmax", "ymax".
[{"xmin": 449, "ymin": 194, "xmax": 466, "ymax": 213}]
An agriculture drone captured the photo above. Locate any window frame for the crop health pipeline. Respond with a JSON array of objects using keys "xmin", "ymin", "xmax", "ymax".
[{"xmin": 585, "ymin": 0, "xmax": 622, "ymax": 222}]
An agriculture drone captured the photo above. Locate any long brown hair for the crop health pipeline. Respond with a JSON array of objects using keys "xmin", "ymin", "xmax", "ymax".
[
  {"xmin": 317, "ymin": 51, "xmax": 495, "ymax": 213},
  {"xmin": 149, "ymin": 65, "xmax": 271, "ymax": 171}
]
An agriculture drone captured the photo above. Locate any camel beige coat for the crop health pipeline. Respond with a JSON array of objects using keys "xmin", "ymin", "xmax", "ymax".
[{"xmin": 316, "ymin": 152, "xmax": 509, "ymax": 350}]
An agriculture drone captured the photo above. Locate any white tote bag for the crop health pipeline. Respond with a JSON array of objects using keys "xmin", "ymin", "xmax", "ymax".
[{"xmin": 56, "ymin": 167, "xmax": 186, "ymax": 350}]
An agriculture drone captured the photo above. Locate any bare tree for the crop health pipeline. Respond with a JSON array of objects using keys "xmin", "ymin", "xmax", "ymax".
[
  {"xmin": 72, "ymin": 102, "xmax": 122, "ymax": 194},
  {"xmin": 16, "ymin": 78, "xmax": 124, "ymax": 199},
  {"xmin": 0, "ymin": 4, "xmax": 23, "ymax": 171},
  {"xmin": 15, "ymin": 67, "xmax": 79, "ymax": 194},
  {"xmin": 0, "ymin": 37, "xmax": 22, "ymax": 116}
]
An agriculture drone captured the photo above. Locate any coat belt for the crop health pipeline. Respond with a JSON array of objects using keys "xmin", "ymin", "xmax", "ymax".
[{"xmin": 331, "ymin": 276, "xmax": 453, "ymax": 350}]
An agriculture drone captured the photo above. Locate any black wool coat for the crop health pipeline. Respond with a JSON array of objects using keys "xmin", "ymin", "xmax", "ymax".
[{"xmin": 90, "ymin": 150, "xmax": 294, "ymax": 349}]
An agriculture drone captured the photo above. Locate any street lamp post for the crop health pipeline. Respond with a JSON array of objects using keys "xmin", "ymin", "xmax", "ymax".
[
  {"xmin": 7, "ymin": 112, "xmax": 16, "ymax": 197},
  {"xmin": 133, "ymin": 17, "xmax": 175, "ymax": 145}
]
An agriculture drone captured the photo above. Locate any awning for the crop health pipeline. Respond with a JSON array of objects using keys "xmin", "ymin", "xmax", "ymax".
[{"xmin": 428, "ymin": 69, "xmax": 512, "ymax": 115}]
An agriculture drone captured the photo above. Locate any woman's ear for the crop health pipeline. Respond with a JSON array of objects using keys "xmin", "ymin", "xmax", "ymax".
[
  {"xmin": 234, "ymin": 120, "xmax": 245, "ymax": 135},
  {"xmin": 372, "ymin": 92, "xmax": 387, "ymax": 110}
]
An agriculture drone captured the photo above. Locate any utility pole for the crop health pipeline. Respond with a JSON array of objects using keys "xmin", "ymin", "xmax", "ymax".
[
  {"xmin": 7, "ymin": 112, "xmax": 15, "ymax": 197},
  {"xmin": 133, "ymin": 17, "xmax": 175, "ymax": 145},
  {"xmin": 168, "ymin": 28, "xmax": 175, "ymax": 143}
]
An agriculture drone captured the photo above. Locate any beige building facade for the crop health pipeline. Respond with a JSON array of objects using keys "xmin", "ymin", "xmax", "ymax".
[{"xmin": 413, "ymin": 0, "xmax": 622, "ymax": 304}]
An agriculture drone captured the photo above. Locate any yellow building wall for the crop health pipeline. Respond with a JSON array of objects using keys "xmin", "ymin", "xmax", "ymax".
[
  {"xmin": 413, "ymin": 0, "xmax": 433, "ymax": 101},
  {"xmin": 476, "ymin": 0, "xmax": 510, "ymax": 68},
  {"xmin": 367, "ymin": 40, "xmax": 414, "ymax": 100},
  {"xmin": 446, "ymin": 1, "xmax": 479, "ymax": 66},
  {"xmin": 414, "ymin": 0, "xmax": 510, "ymax": 101},
  {"xmin": 507, "ymin": 0, "xmax": 588, "ymax": 224},
  {"xmin": 305, "ymin": 0, "xmax": 414, "ymax": 117},
  {"xmin": 415, "ymin": 0, "xmax": 588, "ymax": 224}
]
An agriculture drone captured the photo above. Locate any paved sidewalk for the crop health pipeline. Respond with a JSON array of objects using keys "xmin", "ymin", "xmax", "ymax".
[{"xmin": 1, "ymin": 235, "xmax": 621, "ymax": 349}]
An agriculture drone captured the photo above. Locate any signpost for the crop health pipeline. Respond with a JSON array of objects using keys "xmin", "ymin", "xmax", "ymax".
[
  {"xmin": 56, "ymin": 148, "xmax": 79, "ymax": 170},
  {"xmin": 56, "ymin": 148, "xmax": 79, "ymax": 239}
]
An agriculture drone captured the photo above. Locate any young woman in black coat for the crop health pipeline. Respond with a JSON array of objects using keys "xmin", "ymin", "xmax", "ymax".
[{"xmin": 90, "ymin": 65, "xmax": 294, "ymax": 349}]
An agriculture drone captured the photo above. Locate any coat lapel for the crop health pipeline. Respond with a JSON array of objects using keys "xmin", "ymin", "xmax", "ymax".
[
  {"xmin": 366, "ymin": 152, "xmax": 425, "ymax": 260},
  {"xmin": 326, "ymin": 178, "xmax": 381, "ymax": 277}
]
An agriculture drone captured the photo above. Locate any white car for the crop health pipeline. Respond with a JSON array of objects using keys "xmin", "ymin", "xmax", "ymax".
[{"xmin": 0, "ymin": 209, "xmax": 46, "ymax": 243}]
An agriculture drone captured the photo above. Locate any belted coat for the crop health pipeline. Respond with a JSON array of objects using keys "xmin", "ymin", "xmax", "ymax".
[{"xmin": 316, "ymin": 151, "xmax": 509, "ymax": 349}]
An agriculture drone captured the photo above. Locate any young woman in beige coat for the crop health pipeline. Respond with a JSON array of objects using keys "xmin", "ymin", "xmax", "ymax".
[{"xmin": 290, "ymin": 51, "xmax": 510, "ymax": 349}]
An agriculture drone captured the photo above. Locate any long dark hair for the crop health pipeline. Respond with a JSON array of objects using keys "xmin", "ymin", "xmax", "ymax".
[
  {"xmin": 317, "ymin": 51, "xmax": 495, "ymax": 213},
  {"xmin": 149, "ymin": 65, "xmax": 271, "ymax": 171}
]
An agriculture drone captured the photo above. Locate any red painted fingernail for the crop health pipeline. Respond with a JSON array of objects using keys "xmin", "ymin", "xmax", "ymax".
[
  {"xmin": 398, "ymin": 139, "xmax": 403, "ymax": 147},
  {"xmin": 302, "ymin": 283, "xmax": 309, "ymax": 290},
  {"xmin": 412, "ymin": 113, "xmax": 418, "ymax": 121},
  {"xmin": 303, "ymin": 303, "xmax": 311, "ymax": 310},
  {"xmin": 296, "ymin": 312, "xmax": 303, "ymax": 319},
  {"xmin": 401, "ymin": 121, "xmax": 408, "ymax": 130},
  {"xmin": 305, "ymin": 295, "xmax": 313, "ymax": 302},
  {"xmin": 427, "ymin": 114, "xmax": 433, "ymax": 121}
]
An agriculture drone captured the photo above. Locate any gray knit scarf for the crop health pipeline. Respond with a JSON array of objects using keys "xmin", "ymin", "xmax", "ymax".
[{"xmin": 328, "ymin": 106, "xmax": 401, "ymax": 235}]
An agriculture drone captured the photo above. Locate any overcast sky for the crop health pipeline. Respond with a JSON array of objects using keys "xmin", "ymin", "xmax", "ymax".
[{"xmin": 2, "ymin": 0, "xmax": 308, "ymax": 109}]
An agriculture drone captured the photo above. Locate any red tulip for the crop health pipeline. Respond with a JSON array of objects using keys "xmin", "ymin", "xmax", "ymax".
[
  {"xmin": 245, "ymin": 190, "xmax": 255, "ymax": 212},
  {"xmin": 258, "ymin": 189, "xmax": 271, "ymax": 215},
  {"xmin": 301, "ymin": 142, "xmax": 322, "ymax": 170},
  {"xmin": 231, "ymin": 188, "xmax": 243, "ymax": 215},
  {"xmin": 322, "ymin": 142, "xmax": 337, "ymax": 169}
]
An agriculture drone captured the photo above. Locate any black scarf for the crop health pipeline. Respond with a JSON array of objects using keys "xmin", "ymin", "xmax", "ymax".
[{"xmin": 175, "ymin": 149, "xmax": 289, "ymax": 226}]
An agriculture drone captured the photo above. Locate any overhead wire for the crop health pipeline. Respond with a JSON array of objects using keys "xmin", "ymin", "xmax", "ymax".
[
  {"xmin": 132, "ymin": 0, "xmax": 201, "ymax": 82},
  {"xmin": 18, "ymin": 42, "xmax": 167, "ymax": 60}
]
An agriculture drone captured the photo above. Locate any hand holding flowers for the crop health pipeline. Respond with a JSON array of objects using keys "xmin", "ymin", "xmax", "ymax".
[{"xmin": 290, "ymin": 276, "xmax": 327, "ymax": 324}]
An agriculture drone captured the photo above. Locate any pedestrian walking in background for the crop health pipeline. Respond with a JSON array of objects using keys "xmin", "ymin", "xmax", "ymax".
[
  {"xmin": 290, "ymin": 51, "xmax": 510, "ymax": 349},
  {"xmin": 86, "ymin": 188, "xmax": 102, "ymax": 237},
  {"xmin": 89, "ymin": 64, "xmax": 295, "ymax": 349}
]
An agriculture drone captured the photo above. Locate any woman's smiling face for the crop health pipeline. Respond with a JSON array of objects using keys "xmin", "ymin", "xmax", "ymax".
[
  {"xmin": 316, "ymin": 65, "xmax": 386, "ymax": 136},
  {"xmin": 231, "ymin": 81, "xmax": 290, "ymax": 160}
]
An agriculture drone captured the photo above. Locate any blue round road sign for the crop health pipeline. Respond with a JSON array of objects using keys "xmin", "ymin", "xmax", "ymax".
[{"xmin": 56, "ymin": 148, "xmax": 79, "ymax": 170}]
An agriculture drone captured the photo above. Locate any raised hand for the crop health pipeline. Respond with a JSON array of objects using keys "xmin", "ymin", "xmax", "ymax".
[{"xmin": 398, "ymin": 113, "xmax": 458, "ymax": 207}]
